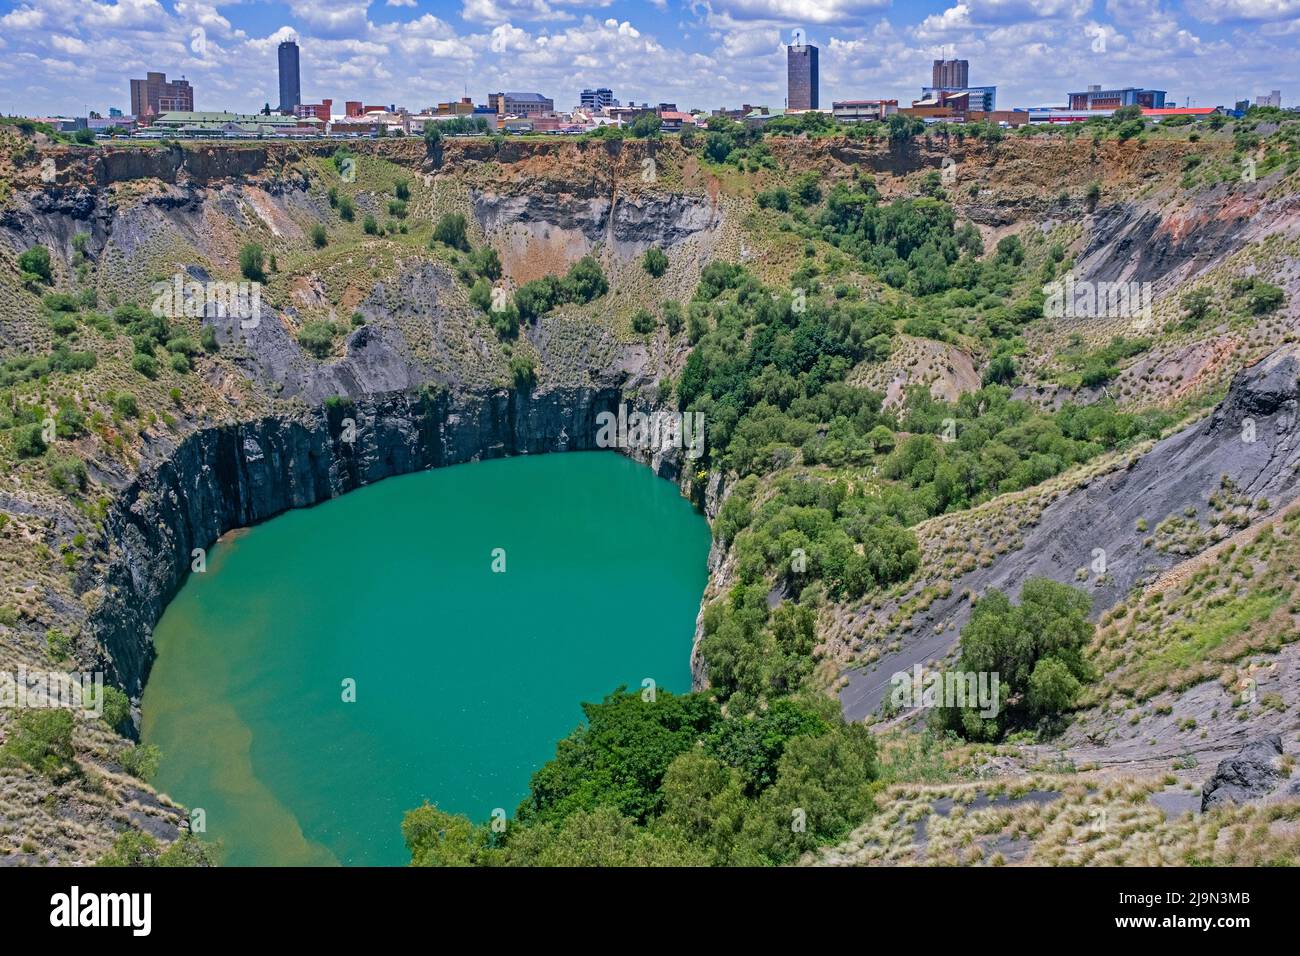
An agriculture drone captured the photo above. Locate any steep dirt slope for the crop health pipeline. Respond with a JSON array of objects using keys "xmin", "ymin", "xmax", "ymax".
[{"xmin": 840, "ymin": 345, "xmax": 1300, "ymax": 721}]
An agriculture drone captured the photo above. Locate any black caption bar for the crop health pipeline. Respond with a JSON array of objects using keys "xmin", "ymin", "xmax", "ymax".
[{"xmin": 0, "ymin": 865, "xmax": 1276, "ymax": 942}]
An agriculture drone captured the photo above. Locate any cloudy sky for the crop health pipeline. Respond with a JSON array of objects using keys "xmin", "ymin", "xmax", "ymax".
[{"xmin": 0, "ymin": 0, "xmax": 1296, "ymax": 117}]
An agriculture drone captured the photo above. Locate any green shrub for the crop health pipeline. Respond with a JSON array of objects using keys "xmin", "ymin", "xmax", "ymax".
[
  {"xmin": 131, "ymin": 353, "xmax": 158, "ymax": 378},
  {"xmin": 338, "ymin": 195, "xmax": 355, "ymax": 221},
  {"xmin": 467, "ymin": 246, "xmax": 502, "ymax": 280},
  {"xmin": 561, "ymin": 256, "xmax": 608, "ymax": 301},
  {"xmin": 48, "ymin": 454, "xmax": 88, "ymax": 493},
  {"xmin": 515, "ymin": 276, "xmax": 561, "ymax": 322},
  {"xmin": 55, "ymin": 402, "xmax": 85, "ymax": 439},
  {"xmin": 1, "ymin": 709, "xmax": 74, "ymax": 777},
  {"xmin": 99, "ymin": 832, "xmax": 161, "ymax": 867},
  {"xmin": 628, "ymin": 112, "xmax": 663, "ymax": 139},
  {"xmin": 119, "ymin": 743, "xmax": 161, "ymax": 781},
  {"xmin": 42, "ymin": 292, "xmax": 79, "ymax": 312},
  {"xmin": 18, "ymin": 245, "xmax": 53, "ymax": 285},
  {"xmin": 363, "ymin": 215, "xmax": 378, "ymax": 235},
  {"xmin": 631, "ymin": 308, "xmax": 657, "ymax": 334},
  {"xmin": 662, "ymin": 300, "xmax": 684, "ymax": 336},
  {"xmin": 488, "ymin": 302, "xmax": 520, "ymax": 340},
  {"xmin": 469, "ymin": 277, "xmax": 493, "ymax": 313},
  {"xmin": 297, "ymin": 320, "xmax": 338, "ymax": 359},
  {"xmin": 238, "ymin": 243, "xmax": 265, "ymax": 282},
  {"xmin": 431, "ymin": 213, "xmax": 470, "ymax": 251},
  {"xmin": 310, "ymin": 224, "xmax": 328, "ymax": 248},
  {"xmin": 642, "ymin": 246, "xmax": 669, "ymax": 277},
  {"xmin": 793, "ymin": 172, "xmax": 822, "ymax": 206},
  {"xmin": 517, "ymin": 690, "xmax": 721, "ymax": 826},
  {"xmin": 46, "ymin": 627, "xmax": 73, "ymax": 661},
  {"xmin": 1247, "ymin": 281, "xmax": 1285, "ymax": 315},
  {"xmin": 510, "ymin": 355, "xmax": 536, "ymax": 391},
  {"xmin": 88, "ymin": 685, "xmax": 132, "ymax": 729},
  {"xmin": 936, "ymin": 578, "xmax": 1095, "ymax": 741},
  {"xmin": 13, "ymin": 423, "xmax": 47, "ymax": 458},
  {"xmin": 1180, "ymin": 288, "xmax": 1212, "ymax": 328},
  {"xmin": 756, "ymin": 187, "xmax": 790, "ymax": 211}
]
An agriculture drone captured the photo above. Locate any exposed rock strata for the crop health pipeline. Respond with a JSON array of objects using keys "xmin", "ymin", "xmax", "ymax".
[{"xmin": 91, "ymin": 385, "xmax": 630, "ymax": 696}]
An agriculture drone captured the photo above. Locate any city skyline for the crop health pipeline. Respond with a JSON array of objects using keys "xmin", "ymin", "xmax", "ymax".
[{"xmin": 0, "ymin": 1, "xmax": 1297, "ymax": 118}]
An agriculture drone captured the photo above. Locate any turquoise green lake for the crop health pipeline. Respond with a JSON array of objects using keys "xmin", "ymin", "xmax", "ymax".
[{"xmin": 140, "ymin": 452, "xmax": 711, "ymax": 866}]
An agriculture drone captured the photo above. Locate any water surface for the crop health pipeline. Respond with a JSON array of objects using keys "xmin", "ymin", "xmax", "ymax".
[{"xmin": 141, "ymin": 452, "xmax": 711, "ymax": 865}]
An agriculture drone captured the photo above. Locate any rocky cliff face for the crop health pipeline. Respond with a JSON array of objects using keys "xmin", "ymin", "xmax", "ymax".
[
  {"xmin": 91, "ymin": 384, "xmax": 628, "ymax": 696},
  {"xmin": 1076, "ymin": 183, "xmax": 1300, "ymax": 292},
  {"xmin": 472, "ymin": 188, "xmax": 722, "ymax": 254},
  {"xmin": 469, "ymin": 184, "xmax": 725, "ymax": 285}
]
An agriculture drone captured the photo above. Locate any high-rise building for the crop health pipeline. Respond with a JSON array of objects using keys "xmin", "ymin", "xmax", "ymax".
[
  {"xmin": 129, "ymin": 72, "xmax": 194, "ymax": 120},
  {"xmin": 932, "ymin": 59, "xmax": 969, "ymax": 90},
  {"xmin": 278, "ymin": 40, "xmax": 301, "ymax": 114},
  {"xmin": 1256, "ymin": 90, "xmax": 1282, "ymax": 108},
  {"xmin": 787, "ymin": 42, "xmax": 819, "ymax": 110},
  {"xmin": 580, "ymin": 88, "xmax": 615, "ymax": 110}
]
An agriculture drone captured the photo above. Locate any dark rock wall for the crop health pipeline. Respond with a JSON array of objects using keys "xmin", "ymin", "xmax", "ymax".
[{"xmin": 92, "ymin": 385, "xmax": 625, "ymax": 696}]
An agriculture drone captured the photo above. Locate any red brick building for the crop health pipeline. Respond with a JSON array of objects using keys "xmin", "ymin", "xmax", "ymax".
[{"xmin": 129, "ymin": 72, "xmax": 194, "ymax": 122}]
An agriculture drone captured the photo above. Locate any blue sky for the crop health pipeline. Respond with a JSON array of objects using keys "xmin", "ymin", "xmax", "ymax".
[{"xmin": 0, "ymin": 1, "xmax": 1296, "ymax": 117}]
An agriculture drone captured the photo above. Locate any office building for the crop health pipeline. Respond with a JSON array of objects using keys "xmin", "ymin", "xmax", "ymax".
[
  {"xmin": 920, "ymin": 85, "xmax": 997, "ymax": 112},
  {"xmin": 295, "ymin": 99, "xmax": 332, "ymax": 123},
  {"xmin": 932, "ymin": 59, "xmax": 969, "ymax": 90},
  {"xmin": 278, "ymin": 40, "xmax": 301, "ymax": 114},
  {"xmin": 787, "ymin": 42, "xmax": 819, "ymax": 110},
  {"xmin": 832, "ymin": 100, "xmax": 899, "ymax": 123},
  {"xmin": 580, "ymin": 88, "xmax": 615, "ymax": 110},
  {"xmin": 1256, "ymin": 90, "xmax": 1282, "ymax": 108},
  {"xmin": 129, "ymin": 72, "xmax": 194, "ymax": 121},
  {"xmin": 488, "ymin": 92, "xmax": 554, "ymax": 116},
  {"xmin": 1068, "ymin": 86, "xmax": 1167, "ymax": 110}
]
